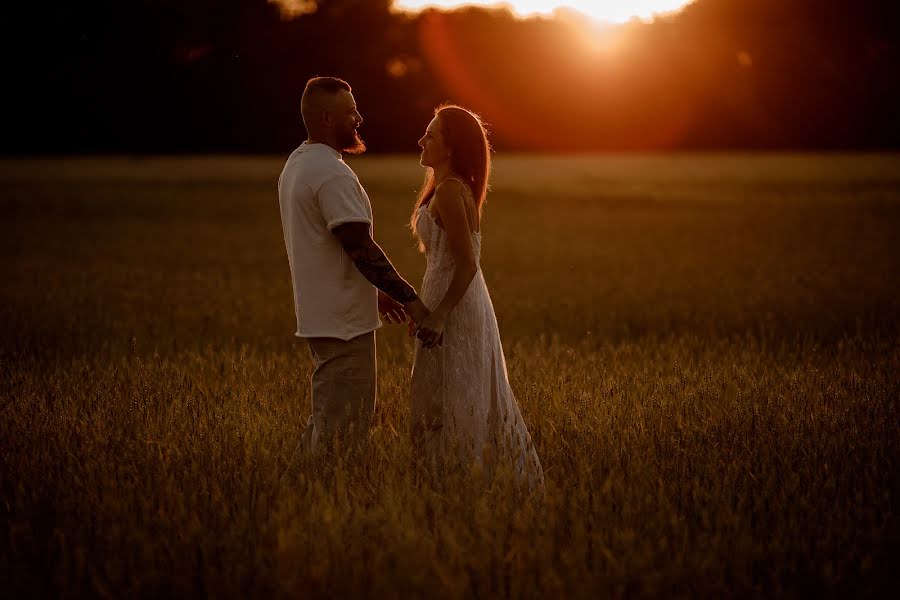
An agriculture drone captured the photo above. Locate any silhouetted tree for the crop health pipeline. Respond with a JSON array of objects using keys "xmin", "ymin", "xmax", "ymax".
[{"xmin": 2, "ymin": 0, "xmax": 897, "ymax": 153}]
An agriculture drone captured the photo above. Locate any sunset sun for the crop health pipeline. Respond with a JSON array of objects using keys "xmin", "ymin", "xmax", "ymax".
[{"xmin": 394, "ymin": 1, "xmax": 696, "ymax": 23}]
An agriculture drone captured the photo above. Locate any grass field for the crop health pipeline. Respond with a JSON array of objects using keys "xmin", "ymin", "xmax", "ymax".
[{"xmin": 1, "ymin": 154, "xmax": 898, "ymax": 597}]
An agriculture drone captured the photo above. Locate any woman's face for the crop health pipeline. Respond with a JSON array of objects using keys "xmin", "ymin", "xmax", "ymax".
[{"xmin": 418, "ymin": 116, "xmax": 451, "ymax": 169}]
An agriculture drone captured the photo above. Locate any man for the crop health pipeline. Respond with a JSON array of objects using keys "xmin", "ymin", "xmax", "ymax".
[{"xmin": 278, "ymin": 76, "xmax": 429, "ymax": 455}]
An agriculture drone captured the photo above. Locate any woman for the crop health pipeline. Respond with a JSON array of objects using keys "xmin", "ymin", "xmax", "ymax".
[{"xmin": 409, "ymin": 105, "xmax": 544, "ymax": 490}]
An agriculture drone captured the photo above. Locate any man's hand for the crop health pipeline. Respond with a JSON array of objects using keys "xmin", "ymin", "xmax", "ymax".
[
  {"xmin": 404, "ymin": 298, "xmax": 430, "ymax": 326},
  {"xmin": 378, "ymin": 291, "xmax": 407, "ymax": 324}
]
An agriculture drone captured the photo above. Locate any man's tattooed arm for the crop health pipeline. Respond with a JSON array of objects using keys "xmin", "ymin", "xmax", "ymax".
[{"xmin": 332, "ymin": 222, "xmax": 418, "ymax": 304}]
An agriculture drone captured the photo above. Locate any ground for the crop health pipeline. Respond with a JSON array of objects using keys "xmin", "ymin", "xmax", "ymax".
[{"xmin": 1, "ymin": 153, "xmax": 898, "ymax": 597}]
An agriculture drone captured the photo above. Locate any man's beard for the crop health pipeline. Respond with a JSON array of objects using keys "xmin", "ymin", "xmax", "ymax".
[{"xmin": 338, "ymin": 126, "xmax": 366, "ymax": 155}]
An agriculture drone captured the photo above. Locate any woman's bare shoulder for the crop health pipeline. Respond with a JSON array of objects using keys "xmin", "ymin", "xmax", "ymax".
[
  {"xmin": 433, "ymin": 177, "xmax": 479, "ymax": 232},
  {"xmin": 434, "ymin": 177, "xmax": 470, "ymax": 204}
]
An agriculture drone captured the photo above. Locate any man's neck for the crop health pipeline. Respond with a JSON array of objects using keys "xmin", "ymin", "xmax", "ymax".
[{"xmin": 305, "ymin": 137, "xmax": 341, "ymax": 154}]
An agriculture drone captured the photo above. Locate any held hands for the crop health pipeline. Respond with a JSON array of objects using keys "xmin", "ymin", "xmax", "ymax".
[
  {"xmin": 379, "ymin": 292, "xmax": 439, "ymax": 350},
  {"xmin": 403, "ymin": 298, "xmax": 430, "ymax": 325},
  {"xmin": 401, "ymin": 298, "xmax": 442, "ymax": 349},
  {"xmin": 412, "ymin": 308, "xmax": 445, "ymax": 349}
]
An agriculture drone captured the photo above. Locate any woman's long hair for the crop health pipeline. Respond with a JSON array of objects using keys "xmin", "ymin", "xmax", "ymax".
[{"xmin": 410, "ymin": 105, "xmax": 492, "ymax": 242}]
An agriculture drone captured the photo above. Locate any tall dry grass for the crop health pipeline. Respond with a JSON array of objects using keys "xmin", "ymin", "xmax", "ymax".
[{"xmin": 1, "ymin": 154, "xmax": 898, "ymax": 597}]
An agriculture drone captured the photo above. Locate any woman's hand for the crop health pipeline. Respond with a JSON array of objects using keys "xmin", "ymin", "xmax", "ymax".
[{"xmin": 415, "ymin": 309, "xmax": 446, "ymax": 349}]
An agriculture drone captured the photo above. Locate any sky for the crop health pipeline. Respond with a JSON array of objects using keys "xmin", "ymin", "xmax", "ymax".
[{"xmin": 391, "ymin": 1, "xmax": 696, "ymax": 23}]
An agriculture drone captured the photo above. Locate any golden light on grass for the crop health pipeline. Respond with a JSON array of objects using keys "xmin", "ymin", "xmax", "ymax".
[
  {"xmin": 2, "ymin": 154, "xmax": 898, "ymax": 596},
  {"xmin": 394, "ymin": 0, "xmax": 697, "ymax": 23}
]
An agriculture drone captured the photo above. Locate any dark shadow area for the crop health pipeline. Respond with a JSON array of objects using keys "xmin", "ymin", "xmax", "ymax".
[{"xmin": 2, "ymin": 0, "xmax": 899, "ymax": 154}]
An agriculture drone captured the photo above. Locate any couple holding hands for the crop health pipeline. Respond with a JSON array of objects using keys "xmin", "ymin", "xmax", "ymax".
[{"xmin": 278, "ymin": 76, "xmax": 542, "ymax": 489}]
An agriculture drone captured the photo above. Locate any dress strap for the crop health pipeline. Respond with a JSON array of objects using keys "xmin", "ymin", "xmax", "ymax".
[{"xmin": 440, "ymin": 176, "xmax": 474, "ymax": 200}]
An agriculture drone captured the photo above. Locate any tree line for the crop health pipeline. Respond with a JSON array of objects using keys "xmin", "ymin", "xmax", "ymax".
[{"xmin": 3, "ymin": 0, "xmax": 898, "ymax": 153}]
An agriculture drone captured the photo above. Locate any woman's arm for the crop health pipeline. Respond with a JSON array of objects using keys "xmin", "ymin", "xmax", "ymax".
[{"xmin": 416, "ymin": 180, "xmax": 478, "ymax": 348}]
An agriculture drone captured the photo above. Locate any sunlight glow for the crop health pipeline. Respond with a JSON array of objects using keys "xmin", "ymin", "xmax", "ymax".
[{"xmin": 394, "ymin": 1, "xmax": 695, "ymax": 23}]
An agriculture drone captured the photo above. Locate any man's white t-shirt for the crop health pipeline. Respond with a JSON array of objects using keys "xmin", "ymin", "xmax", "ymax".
[{"xmin": 278, "ymin": 142, "xmax": 381, "ymax": 340}]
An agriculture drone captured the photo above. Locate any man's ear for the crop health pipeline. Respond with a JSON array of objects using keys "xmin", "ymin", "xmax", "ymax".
[{"xmin": 320, "ymin": 110, "xmax": 334, "ymax": 128}]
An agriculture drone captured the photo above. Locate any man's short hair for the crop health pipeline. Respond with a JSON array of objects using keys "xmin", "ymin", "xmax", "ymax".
[
  {"xmin": 301, "ymin": 77, "xmax": 352, "ymax": 129},
  {"xmin": 303, "ymin": 77, "xmax": 351, "ymax": 100}
]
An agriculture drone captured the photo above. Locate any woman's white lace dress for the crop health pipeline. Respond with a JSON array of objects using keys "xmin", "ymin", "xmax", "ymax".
[{"xmin": 410, "ymin": 183, "xmax": 544, "ymax": 489}]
